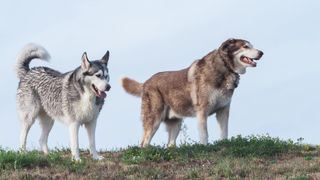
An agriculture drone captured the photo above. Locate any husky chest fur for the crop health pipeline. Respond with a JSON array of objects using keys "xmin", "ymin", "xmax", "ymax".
[
  {"xmin": 64, "ymin": 74, "xmax": 101, "ymax": 123},
  {"xmin": 16, "ymin": 44, "xmax": 111, "ymax": 161},
  {"xmin": 122, "ymin": 38, "xmax": 263, "ymax": 147}
]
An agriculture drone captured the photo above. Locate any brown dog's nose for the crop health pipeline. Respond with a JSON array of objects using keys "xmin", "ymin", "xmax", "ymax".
[
  {"xmin": 259, "ymin": 51, "xmax": 264, "ymax": 57},
  {"xmin": 106, "ymin": 84, "xmax": 111, "ymax": 91}
]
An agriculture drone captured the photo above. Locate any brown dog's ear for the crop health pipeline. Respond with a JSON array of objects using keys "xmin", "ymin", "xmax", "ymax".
[
  {"xmin": 227, "ymin": 38, "xmax": 236, "ymax": 43},
  {"xmin": 221, "ymin": 39, "xmax": 235, "ymax": 50},
  {"xmin": 81, "ymin": 52, "xmax": 91, "ymax": 70},
  {"xmin": 220, "ymin": 38, "xmax": 237, "ymax": 53},
  {"xmin": 101, "ymin": 51, "xmax": 109, "ymax": 65}
]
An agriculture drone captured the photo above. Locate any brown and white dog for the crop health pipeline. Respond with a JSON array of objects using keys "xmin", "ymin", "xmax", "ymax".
[{"xmin": 122, "ymin": 38, "xmax": 263, "ymax": 147}]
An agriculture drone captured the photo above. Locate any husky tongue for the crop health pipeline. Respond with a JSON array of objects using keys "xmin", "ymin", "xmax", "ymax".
[
  {"xmin": 92, "ymin": 84, "xmax": 107, "ymax": 99},
  {"xmin": 99, "ymin": 91, "xmax": 107, "ymax": 99}
]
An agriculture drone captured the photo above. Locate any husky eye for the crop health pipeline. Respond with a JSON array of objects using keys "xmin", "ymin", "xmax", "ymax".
[
  {"xmin": 243, "ymin": 45, "xmax": 249, "ymax": 49},
  {"xmin": 96, "ymin": 74, "xmax": 102, "ymax": 78}
]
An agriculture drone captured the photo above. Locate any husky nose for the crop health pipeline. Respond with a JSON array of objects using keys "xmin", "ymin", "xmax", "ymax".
[{"xmin": 106, "ymin": 84, "xmax": 111, "ymax": 91}]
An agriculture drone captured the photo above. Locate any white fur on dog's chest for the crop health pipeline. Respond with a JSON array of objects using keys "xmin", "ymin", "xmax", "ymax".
[
  {"xmin": 208, "ymin": 90, "xmax": 232, "ymax": 113},
  {"xmin": 75, "ymin": 91, "xmax": 100, "ymax": 123}
]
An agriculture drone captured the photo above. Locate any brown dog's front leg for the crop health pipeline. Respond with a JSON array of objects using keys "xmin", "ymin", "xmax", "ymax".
[
  {"xmin": 197, "ymin": 111, "xmax": 208, "ymax": 144},
  {"xmin": 216, "ymin": 104, "xmax": 230, "ymax": 140}
]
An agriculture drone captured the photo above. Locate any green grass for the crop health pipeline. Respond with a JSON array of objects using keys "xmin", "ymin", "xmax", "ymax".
[
  {"xmin": 121, "ymin": 135, "xmax": 301, "ymax": 164},
  {"xmin": 1, "ymin": 135, "xmax": 320, "ymax": 179},
  {"xmin": 0, "ymin": 148, "xmax": 86, "ymax": 172}
]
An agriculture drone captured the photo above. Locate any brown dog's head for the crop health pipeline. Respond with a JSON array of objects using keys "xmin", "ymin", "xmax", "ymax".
[{"xmin": 219, "ymin": 38, "xmax": 263, "ymax": 74}]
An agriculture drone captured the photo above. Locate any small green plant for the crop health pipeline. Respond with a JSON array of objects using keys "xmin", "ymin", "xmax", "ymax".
[
  {"xmin": 292, "ymin": 175, "xmax": 310, "ymax": 180},
  {"xmin": 188, "ymin": 168, "xmax": 199, "ymax": 179},
  {"xmin": 121, "ymin": 146, "xmax": 177, "ymax": 164},
  {"xmin": 304, "ymin": 156, "xmax": 312, "ymax": 161},
  {"xmin": 180, "ymin": 122, "xmax": 196, "ymax": 144}
]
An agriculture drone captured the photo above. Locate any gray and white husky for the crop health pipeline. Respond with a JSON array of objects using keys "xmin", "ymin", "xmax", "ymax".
[{"xmin": 16, "ymin": 44, "xmax": 111, "ymax": 161}]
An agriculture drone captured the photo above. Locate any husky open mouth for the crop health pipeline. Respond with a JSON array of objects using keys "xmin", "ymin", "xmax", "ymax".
[
  {"xmin": 240, "ymin": 56, "xmax": 257, "ymax": 67},
  {"xmin": 92, "ymin": 84, "xmax": 107, "ymax": 99}
]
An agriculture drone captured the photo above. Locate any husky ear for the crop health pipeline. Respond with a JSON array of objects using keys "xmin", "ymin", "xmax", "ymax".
[
  {"xmin": 101, "ymin": 51, "xmax": 109, "ymax": 65},
  {"xmin": 81, "ymin": 52, "xmax": 91, "ymax": 70}
]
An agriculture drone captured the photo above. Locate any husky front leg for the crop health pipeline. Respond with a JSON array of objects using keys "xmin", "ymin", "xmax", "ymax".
[
  {"xmin": 84, "ymin": 120, "xmax": 104, "ymax": 160},
  {"xmin": 216, "ymin": 104, "xmax": 230, "ymax": 139},
  {"xmin": 69, "ymin": 122, "xmax": 80, "ymax": 161},
  {"xmin": 197, "ymin": 111, "xmax": 209, "ymax": 144}
]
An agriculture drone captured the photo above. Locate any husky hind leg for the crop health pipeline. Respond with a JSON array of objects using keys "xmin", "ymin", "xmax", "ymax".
[
  {"xmin": 17, "ymin": 90, "xmax": 41, "ymax": 151},
  {"xmin": 19, "ymin": 118, "xmax": 36, "ymax": 151},
  {"xmin": 38, "ymin": 112, "xmax": 54, "ymax": 154}
]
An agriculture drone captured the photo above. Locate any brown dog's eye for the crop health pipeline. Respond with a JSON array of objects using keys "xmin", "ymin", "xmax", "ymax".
[{"xmin": 243, "ymin": 45, "xmax": 249, "ymax": 49}]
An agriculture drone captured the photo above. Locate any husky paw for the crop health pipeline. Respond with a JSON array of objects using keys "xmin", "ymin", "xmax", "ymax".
[
  {"xmin": 72, "ymin": 156, "xmax": 82, "ymax": 162},
  {"xmin": 167, "ymin": 143, "xmax": 176, "ymax": 148},
  {"xmin": 93, "ymin": 155, "xmax": 104, "ymax": 160},
  {"xmin": 19, "ymin": 148, "xmax": 27, "ymax": 154}
]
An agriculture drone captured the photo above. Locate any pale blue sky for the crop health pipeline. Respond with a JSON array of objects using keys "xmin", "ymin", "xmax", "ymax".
[{"xmin": 1, "ymin": 0, "xmax": 319, "ymax": 150}]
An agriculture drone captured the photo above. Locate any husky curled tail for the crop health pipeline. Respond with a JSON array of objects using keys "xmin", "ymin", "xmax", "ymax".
[
  {"xmin": 121, "ymin": 77, "xmax": 143, "ymax": 97},
  {"xmin": 16, "ymin": 43, "xmax": 50, "ymax": 79}
]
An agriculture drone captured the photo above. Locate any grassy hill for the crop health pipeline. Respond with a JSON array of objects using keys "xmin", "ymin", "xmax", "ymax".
[{"xmin": 1, "ymin": 135, "xmax": 319, "ymax": 179}]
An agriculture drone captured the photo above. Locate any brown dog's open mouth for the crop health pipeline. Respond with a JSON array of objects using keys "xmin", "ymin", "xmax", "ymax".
[
  {"xmin": 92, "ymin": 84, "xmax": 107, "ymax": 99},
  {"xmin": 240, "ymin": 56, "xmax": 257, "ymax": 67}
]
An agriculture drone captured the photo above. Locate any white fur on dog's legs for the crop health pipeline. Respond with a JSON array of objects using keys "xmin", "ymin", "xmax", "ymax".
[
  {"xmin": 38, "ymin": 113, "xmax": 54, "ymax": 154},
  {"xmin": 85, "ymin": 120, "xmax": 104, "ymax": 160},
  {"xmin": 216, "ymin": 105, "xmax": 230, "ymax": 140},
  {"xmin": 19, "ymin": 112, "xmax": 37, "ymax": 152},
  {"xmin": 197, "ymin": 111, "xmax": 208, "ymax": 145},
  {"xmin": 20, "ymin": 121, "xmax": 34, "ymax": 151},
  {"xmin": 69, "ymin": 122, "xmax": 80, "ymax": 161}
]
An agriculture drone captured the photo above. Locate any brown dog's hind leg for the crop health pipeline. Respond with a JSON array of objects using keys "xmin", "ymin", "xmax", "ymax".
[
  {"xmin": 164, "ymin": 118, "xmax": 182, "ymax": 147},
  {"xmin": 140, "ymin": 90, "xmax": 164, "ymax": 147}
]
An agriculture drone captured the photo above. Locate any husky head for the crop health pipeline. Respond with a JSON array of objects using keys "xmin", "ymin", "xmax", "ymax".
[
  {"xmin": 219, "ymin": 38, "xmax": 263, "ymax": 74},
  {"xmin": 81, "ymin": 51, "xmax": 111, "ymax": 99}
]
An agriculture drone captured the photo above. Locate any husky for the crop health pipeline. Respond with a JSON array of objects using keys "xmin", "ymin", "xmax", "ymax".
[
  {"xmin": 122, "ymin": 38, "xmax": 263, "ymax": 147},
  {"xmin": 16, "ymin": 44, "xmax": 111, "ymax": 161}
]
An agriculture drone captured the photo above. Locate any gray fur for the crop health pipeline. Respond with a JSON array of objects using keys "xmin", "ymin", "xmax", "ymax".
[
  {"xmin": 16, "ymin": 43, "xmax": 50, "ymax": 79},
  {"xmin": 16, "ymin": 44, "xmax": 111, "ymax": 161}
]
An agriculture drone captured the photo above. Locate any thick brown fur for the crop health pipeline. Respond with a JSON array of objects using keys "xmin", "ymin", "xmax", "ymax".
[
  {"xmin": 122, "ymin": 38, "xmax": 263, "ymax": 147},
  {"xmin": 121, "ymin": 77, "xmax": 143, "ymax": 97}
]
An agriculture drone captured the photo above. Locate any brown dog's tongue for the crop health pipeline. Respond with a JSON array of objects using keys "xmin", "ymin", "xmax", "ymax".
[{"xmin": 252, "ymin": 61, "xmax": 257, "ymax": 67}]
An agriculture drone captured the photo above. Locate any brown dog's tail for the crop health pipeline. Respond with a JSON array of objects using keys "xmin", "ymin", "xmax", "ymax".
[{"xmin": 121, "ymin": 77, "xmax": 143, "ymax": 97}]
